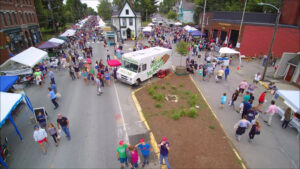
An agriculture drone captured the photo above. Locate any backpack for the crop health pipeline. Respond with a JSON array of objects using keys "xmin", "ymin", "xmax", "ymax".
[{"xmin": 256, "ymin": 125, "xmax": 261, "ymax": 135}]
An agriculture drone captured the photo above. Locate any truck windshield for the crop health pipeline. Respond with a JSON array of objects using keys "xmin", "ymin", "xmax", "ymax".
[{"xmin": 123, "ymin": 61, "xmax": 138, "ymax": 73}]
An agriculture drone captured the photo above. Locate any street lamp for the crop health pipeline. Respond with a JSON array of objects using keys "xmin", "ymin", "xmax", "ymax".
[{"xmin": 257, "ymin": 2, "xmax": 281, "ymax": 81}]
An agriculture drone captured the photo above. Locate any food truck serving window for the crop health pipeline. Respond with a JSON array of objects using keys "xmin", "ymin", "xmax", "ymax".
[{"xmin": 123, "ymin": 60, "xmax": 138, "ymax": 73}]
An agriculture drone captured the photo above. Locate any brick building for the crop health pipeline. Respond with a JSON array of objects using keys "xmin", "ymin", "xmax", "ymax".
[
  {"xmin": 198, "ymin": 0, "xmax": 300, "ymax": 57},
  {"xmin": 0, "ymin": 0, "xmax": 42, "ymax": 64}
]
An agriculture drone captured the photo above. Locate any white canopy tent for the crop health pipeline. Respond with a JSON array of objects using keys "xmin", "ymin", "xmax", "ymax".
[
  {"xmin": 10, "ymin": 47, "xmax": 48, "ymax": 67},
  {"xmin": 276, "ymin": 90, "xmax": 300, "ymax": 133},
  {"xmin": 184, "ymin": 25, "xmax": 197, "ymax": 32},
  {"xmin": 48, "ymin": 38, "xmax": 65, "ymax": 44},
  {"xmin": 0, "ymin": 47, "xmax": 48, "ymax": 75},
  {"xmin": 277, "ymin": 90, "xmax": 300, "ymax": 112},
  {"xmin": 148, "ymin": 23, "xmax": 154, "ymax": 26},
  {"xmin": 174, "ymin": 22, "xmax": 182, "ymax": 26},
  {"xmin": 142, "ymin": 26, "xmax": 152, "ymax": 32},
  {"xmin": 219, "ymin": 47, "xmax": 240, "ymax": 56},
  {"xmin": 60, "ymin": 29, "xmax": 76, "ymax": 37}
]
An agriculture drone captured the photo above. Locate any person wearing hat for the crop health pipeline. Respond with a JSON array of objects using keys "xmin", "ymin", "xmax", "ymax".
[
  {"xmin": 135, "ymin": 138, "xmax": 151, "ymax": 167},
  {"xmin": 56, "ymin": 114, "xmax": 71, "ymax": 140},
  {"xmin": 33, "ymin": 125, "xmax": 48, "ymax": 154},
  {"xmin": 158, "ymin": 137, "xmax": 171, "ymax": 169},
  {"xmin": 116, "ymin": 140, "xmax": 128, "ymax": 169}
]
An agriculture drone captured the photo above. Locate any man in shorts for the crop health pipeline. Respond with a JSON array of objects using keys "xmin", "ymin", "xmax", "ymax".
[{"xmin": 116, "ymin": 140, "xmax": 128, "ymax": 169}]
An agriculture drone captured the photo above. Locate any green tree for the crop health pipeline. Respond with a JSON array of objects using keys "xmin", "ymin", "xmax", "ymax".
[
  {"xmin": 87, "ymin": 7, "xmax": 97, "ymax": 15},
  {"xmin": 176, "ymin": 40, "xmax": 188, "ymax": 66},
  {"xmin": 34, "ymin": 0, "xmax": 50, "ymax": 29},
  {"xmin": 98, "ymin": 0, "xmax": 112, "ymax": 20},
  {"xmin": 167, "ymin": 10, "xmax": 177, "ymax": 19},
  {"xmin": 158, "ymin": 0, "xmax": 176, "ymax": 14},
  {"xmin": 113, "ymin": 0, "xmax": 126, "ymax": 10}
]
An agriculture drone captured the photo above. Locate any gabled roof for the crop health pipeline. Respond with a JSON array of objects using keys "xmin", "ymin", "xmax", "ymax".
[
  {"xmin": 118, "ymin": 0, "xmax": 136, "ymax": 17},
  {"xmin": 183, "ymin": 0, "xmax": 194, "ymax": 10},
  {"xmin": 288, "ymin": 55, "xmax": 300, "ymax": 65}
]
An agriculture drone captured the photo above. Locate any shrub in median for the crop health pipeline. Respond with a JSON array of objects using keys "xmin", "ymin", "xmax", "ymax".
[{"xmin": 188, "ymin": 107, "xmax": 198, "ymax": 118}]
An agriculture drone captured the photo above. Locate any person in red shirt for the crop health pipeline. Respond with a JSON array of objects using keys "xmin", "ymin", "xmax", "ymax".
[{"xmin": 257, "ymin": 91, "xmax": 267, "ymax": 111}]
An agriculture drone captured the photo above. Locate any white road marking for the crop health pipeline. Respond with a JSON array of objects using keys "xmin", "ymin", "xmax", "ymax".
[{"xmin": 113, "ymin": 82, "xmax": 129, "ymax": 142}]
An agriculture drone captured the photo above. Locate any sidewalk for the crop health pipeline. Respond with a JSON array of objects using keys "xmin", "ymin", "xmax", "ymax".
[{"xmin": 171, "ymin": 50, "xmax": 299, "ymax": 168}]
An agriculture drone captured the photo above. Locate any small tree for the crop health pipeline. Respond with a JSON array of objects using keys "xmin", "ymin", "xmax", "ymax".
[
  {"xmin": 167, "ymin": 11, "xmax": 177, "ymax": 20},
  {"xmin": 176, "ymin": 40, "xmax": 188, "ymax": 66}
]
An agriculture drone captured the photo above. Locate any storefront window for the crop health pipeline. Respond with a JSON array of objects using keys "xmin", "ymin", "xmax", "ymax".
[
  {"xmin": 0, "ymin": 12, "xmax": 7, "ymax": 26},
  {"xmin": 12, "ymin": 12, "xmax": 17, "ymax": 25},
  {"xmin": 19, "ymin": 12, "xmax": 23, "ymax": 24},
  {"xmin": 7, "ymin": 12, "xmax": 12, "ymax": 25}
]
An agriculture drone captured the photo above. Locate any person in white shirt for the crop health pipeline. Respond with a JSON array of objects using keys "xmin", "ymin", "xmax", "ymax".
[
  {"xmin": 253, "ymin": 72, "xmax": 261, "ymax": 84},
  {"xmin": 33, "ymin": 125, "xmax": 48, "ymax": 154}
]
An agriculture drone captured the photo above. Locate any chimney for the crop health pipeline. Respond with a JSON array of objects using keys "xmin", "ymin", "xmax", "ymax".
[{"xmin": 129, "ymin": 0, "xmax": 133, "ymax": 6}]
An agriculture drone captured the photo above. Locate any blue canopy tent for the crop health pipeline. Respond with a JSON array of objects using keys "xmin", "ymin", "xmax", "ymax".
[
  {"xmin": 0, "ymin": 76, "xmax": 19, "ymax": 92},
  {"xmin": 0, "ymin": 92, "xmax": 34, "ymax": 169},
  {"xmin": 191, "ymin": 30, "xmax": 206, "ymax": 37}
]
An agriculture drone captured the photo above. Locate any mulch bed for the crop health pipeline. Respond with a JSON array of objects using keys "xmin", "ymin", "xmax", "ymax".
[{"xmin": 135, "ymin": 73, "xmax": 242, "ymax": 168}]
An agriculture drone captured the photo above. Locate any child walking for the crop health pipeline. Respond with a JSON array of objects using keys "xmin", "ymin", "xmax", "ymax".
[{"xmin": 220, "ymin": 93, "xmax": 227, "ymax": 108}]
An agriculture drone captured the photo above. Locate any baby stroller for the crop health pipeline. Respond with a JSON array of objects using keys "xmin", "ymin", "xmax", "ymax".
[{"xmin": 34, "ymin": 107, "xmax": 48, "ymax": 128}]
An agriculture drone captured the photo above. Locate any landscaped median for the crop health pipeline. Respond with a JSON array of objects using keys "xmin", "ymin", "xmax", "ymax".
[{"xmin": 132, "ymin": 73, "xmax": 246, "ymax": 168}]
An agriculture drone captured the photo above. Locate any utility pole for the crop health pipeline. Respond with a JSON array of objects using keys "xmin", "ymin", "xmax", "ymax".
[
  {"xmin": 200, "ymin": 0, "xmax": 206, "ymax": 39},
  {"xmin": 259, "ymin": 2, "xmax": 281, "ymax": 81},
  {"xmin": 146, "ymin": 9, "xmax": 147, "ymax": 23},
  {"xmin": 236, "ymin": 0, "xmax": 248, "ymax": 49}
]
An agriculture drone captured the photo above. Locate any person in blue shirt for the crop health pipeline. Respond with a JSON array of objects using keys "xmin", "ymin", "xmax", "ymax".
[
  {"xmin": 48, "ymin": 88, "xmax": 59, "ymax": 109},
  {"xmin": 220, "ymin": 93, "xmax": 227, "ymax": 108},
  {"xmin": 50, "ymin": 82, "xmax": 57, "ymax": 94},
  {"xmin": 135, "ymin": 138, "xmax": 151, "ymax": 167},
  {"xmin": 224, "ymin": 66, "xmax": 230, "ymax": 80}
]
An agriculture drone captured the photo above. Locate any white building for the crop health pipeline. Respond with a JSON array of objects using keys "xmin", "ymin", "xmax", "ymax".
[
  {"xmin": 177, "ymin": 0, "xmax": 195, "ymax": 23},
  {"xmin": 111, "ymin": 1, "xmax": 142, "ymax": 40}
]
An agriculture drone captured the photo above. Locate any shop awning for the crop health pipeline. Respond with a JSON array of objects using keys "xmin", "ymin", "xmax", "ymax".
[
  {"xmin": 0, "ymin": 76, "xmax": 18, "ymax": 92},
  {"xmin": 48, "ymin": 38, "xmax": 65, "ymax": 44},
  {"xmin": 10, "ymin": 47, "xmax": 48, "ymax": 67},
  {"xmin": 38, "ymin": 41, "xmax": 60, "ymax": 49},
  {"xmin": 107, "ymin": 60, "xmax": 122, "ymax": 67}
]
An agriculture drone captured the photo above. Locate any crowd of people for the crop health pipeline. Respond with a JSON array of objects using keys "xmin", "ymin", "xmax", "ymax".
[{"xmin": 26, "ymin": 14, "xmax": 298, "ymax": 169}]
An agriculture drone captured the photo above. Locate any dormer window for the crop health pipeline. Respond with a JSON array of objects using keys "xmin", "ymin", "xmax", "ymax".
[{"xmin": 126, "ymin": 9, "xmax": 129, "ymax": 15}]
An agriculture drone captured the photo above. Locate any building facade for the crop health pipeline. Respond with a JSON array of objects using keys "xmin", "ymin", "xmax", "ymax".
[
  {"xmin": 198, "ymin": 0, "xmax": 300, "ymax": 57},
  {"xmin": 111, "ymin": 1, "xmax": 141, "ymax": 40},
  {"xmin": 177, "ymin": 0, "xmax": 195, "ymax": 23},
  {"xmin": 0, "ymin": 0, "xmax": 42, "ymax": 64}
]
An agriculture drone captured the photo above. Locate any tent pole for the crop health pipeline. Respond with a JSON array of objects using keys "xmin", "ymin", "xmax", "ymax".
[
  {"xmin": 8, "ymin": 115, "xmax": 22, "ymax": 141},
  {"xmin": 0, "ymin": 156, "xmax": 9, "ymax": 169}
]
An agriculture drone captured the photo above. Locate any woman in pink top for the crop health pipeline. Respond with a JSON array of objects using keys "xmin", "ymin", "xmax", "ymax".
[
  {"xmin": 127, "ymin": 145, "xmax": 139, "ymax": 169},
  {"xmin": 238, "ymin": 80, "xmax": 248, "ymax": 95},
  {"xmin": 264, "ymin": 100, "xmax": 278, "ymax": 126}
]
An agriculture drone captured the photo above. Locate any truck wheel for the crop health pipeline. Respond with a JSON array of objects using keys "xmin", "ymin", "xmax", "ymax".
[{"xmin": 135, "ymin": 79, "xmax": 141, "ymax": 86}]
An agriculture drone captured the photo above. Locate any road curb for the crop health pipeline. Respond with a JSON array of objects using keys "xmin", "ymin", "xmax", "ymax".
[
  {"xmin": 189, "ymin": 75, "xmax": 247, "ymax": 169},
  {"xmin": 131, "ymin": 87, "xmax": 162, "ymax": 167}
]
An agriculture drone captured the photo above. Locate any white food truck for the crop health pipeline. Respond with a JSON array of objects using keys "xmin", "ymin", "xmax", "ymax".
[{"xmin": 117, "ymin": 47, "xmax": 172, "ymax": 85}]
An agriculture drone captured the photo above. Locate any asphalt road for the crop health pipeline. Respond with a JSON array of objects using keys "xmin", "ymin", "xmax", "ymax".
[{"xmin": 3, "ymin": 41, "xmax": 130, "ymax": 168}]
